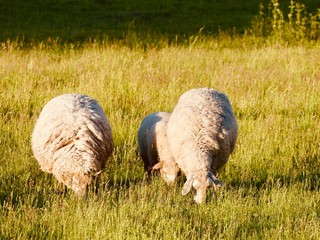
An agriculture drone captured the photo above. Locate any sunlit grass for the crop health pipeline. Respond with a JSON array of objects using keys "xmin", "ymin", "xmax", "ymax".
[
  {"xmin": 1, "ymin": 1, "xmax": 320, "ymax": 236},
  {"xmin": 1, "ymin": 37, "xmax": 319, "ymax": 239}
]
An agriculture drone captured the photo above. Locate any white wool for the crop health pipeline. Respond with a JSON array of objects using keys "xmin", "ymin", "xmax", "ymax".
[
  {"xmin": 138, "ymin": 112, "xmax": 171, "ymax": 170},
  {"xmin": 31, "ymin": 94, "xmax": 113, "ymax": 197},
  {"xmin": 137, "ymin": 111, "xmax": 179, "ymax": 184},
  {"xmin": 167, "ymin": 88, "xmax": 238, "ymax": 203}
]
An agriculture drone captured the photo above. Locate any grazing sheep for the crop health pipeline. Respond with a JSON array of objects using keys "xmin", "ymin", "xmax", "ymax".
[
  {"xmin": 31, "ymin": 94, "xmax": 113, "ymax": 197},
  {"xmin": 137, "ymin": 112, "xmax": 179, "ymax": 184},
  {"xmin": 166, "ymin": 88, "xmax": 238, "ymax": 203}
]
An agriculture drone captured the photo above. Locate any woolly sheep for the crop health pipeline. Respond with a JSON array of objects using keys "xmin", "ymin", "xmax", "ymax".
[
  {"xmin": 31, "ymin": 94, "xmax": 113, "ymax": 197},
  {"xmin": 166, "ymin": 88, "xmax": 238, "ymax": 204},
  {"xmin": 137, "ymin": 112, "xmax": 179, "ymax": 184}
]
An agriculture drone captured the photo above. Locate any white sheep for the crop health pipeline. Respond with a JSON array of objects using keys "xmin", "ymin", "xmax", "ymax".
[
  {"xmin": 137, "ymin": 112, "xmax": 179, "ymax": 184},
  {"xmin": 31, "ymin": 94, "xmax": 113, "ymax": 197},
  {"xmin": 166, "ymin": 88, "xmax": 238, "ymax": 204}
]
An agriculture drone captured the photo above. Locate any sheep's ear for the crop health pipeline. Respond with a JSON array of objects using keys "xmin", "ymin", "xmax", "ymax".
[
  {"xmin": 208, "ymin": 171, "xmax": 222, "ymax": 187},
  {"xmin": 152, "ymin": 161, "xmax": 164, "ymax": 170},
  {"xmin": 182, "ymin": 176, "xmax": 194, "ymax": 196},
  {"xmin": 94, "ymin": 170, "xmax": 102, "ymax": 177}
]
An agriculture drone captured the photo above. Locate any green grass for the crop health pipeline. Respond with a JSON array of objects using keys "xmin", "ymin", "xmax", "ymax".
[
  {"xmin": 1, "ymin": 0, "xmax": 320, "ymax": 239},
  {"xmin": 1, "ymin": 41, "xmax": 320, "ymax": 240}
]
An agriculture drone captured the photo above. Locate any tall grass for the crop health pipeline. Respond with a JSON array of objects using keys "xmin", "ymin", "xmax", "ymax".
[
  {"xmin": 1, "ymin": 39, "xmax": 320, "ymax": 239},
  {"xmin": 1, "ymin": 0, "xmax": 320, "ymax": 239},
  {"xmin": 251, "ymin": 0, "xmax": 320, "ymax": 42}
]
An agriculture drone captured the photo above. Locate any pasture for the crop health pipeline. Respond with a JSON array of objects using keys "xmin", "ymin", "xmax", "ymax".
[{"xmin": 1, "ymin": 0, "xmax": 320, "ymax": 239}]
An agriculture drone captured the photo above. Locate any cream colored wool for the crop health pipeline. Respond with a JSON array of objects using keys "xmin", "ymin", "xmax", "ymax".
[
  {"xmin": 137, "ymin": 112, "xmax": 179, "ymax": 184},
  {"xmin": 166, "ymin": 88, "xmax": 238, "ymax": 204},
  {"xmin": 31, "ymin": 94, "xmax": 113, "ymax": 197}
]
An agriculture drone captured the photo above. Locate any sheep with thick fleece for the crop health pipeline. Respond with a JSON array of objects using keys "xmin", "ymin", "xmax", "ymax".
[
  {"xmin": 166, "ymin": 88, "xmax": 238, "ymax": 203},
  {"xmin": 137, "ymin": 112, "xmax": 179, "ymax": 184},
  {"xmin": 31, "ymin": 94, "xmax": 113, "ymax": 197}
]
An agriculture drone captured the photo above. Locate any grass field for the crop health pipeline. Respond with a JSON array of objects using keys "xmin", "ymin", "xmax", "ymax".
[{"xmin": 1, "ymin": 0, "xmax": 320, "ymax": 239}]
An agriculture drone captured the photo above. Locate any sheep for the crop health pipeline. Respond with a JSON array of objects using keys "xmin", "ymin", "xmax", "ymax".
[
  {"xmin": 165, "ymin": 88, "xmax": 238, "ymax": 204},
  {"xmin": 31, "ymin": 94, "xmax": 113, "ymax": 198},
  {"xmin": 137, "ymin": 112, "xmax": 179, "ymax": 184}
]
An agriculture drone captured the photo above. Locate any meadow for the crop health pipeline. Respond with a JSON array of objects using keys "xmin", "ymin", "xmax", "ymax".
[{"xmin": 1, "ymin": 0, "xmax": 320, "ymax": 239}]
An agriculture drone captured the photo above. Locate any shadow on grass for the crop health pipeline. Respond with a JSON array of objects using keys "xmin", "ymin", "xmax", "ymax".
[
  {"xmin": 1, "ymin": 154, "xmax": 318, "ymax": 210},
  {"xmin": 0, "ymin": 172, "xmax": 64, "ymax": 210},
  {"xmin": 1, "ymin": 0, "xmax": 263, "ymax": 45},
  {"xmin": 227, "ymin": 171, "xmax": 320, "ymax": 193}
]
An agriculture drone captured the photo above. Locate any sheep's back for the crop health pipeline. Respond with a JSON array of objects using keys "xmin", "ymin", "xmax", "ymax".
[
  {"xmin": 31, "ymin": 94, "xmax": 113, "ymax": 175},
  {"xmin": 167, "ymin": 88, "xmax": 238, "ymax": 173},
  {"xmin": 137, "ymin": 112, "xmax": 171, "ymax": 170}
]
